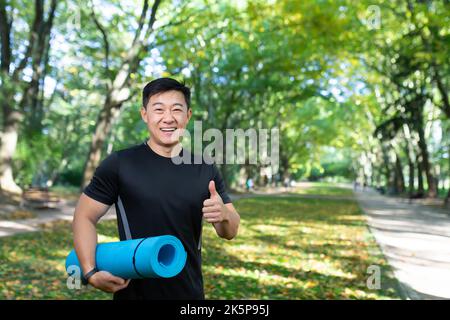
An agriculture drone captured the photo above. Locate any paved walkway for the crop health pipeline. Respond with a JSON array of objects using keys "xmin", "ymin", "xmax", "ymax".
[
  {"xmin": 0, "ymin": 199, "xmax": 116, "ymax": 237},
  {"xmin": 0, "ymin": 187, "xmax": 323, "ymax": 237},
  {"xmin": 0, "ymin": 184, "xmax": 348, "ymax": 238},
  {"xmin": 355, "ymin": 189, "xmax": 450, "ymax": 299}
]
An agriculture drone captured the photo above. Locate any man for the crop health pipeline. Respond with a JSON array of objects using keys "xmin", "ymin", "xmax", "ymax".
[{"xmin": 72, "ymin": 77, "xmax": 240, "ymax": 299}]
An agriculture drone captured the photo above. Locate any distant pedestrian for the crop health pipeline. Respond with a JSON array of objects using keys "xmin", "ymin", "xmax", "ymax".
[
  {"xmin": 246, "ymin": 178, "xmax": 254, "ymax": 191},
  {"xmin": 283, "ymin": 177, "xmax": 290, "ymax": 189}
]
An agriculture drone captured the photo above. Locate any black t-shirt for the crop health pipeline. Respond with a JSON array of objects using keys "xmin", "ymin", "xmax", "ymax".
[{"xmin": 83, "ymin": 141, "xmax": 231, "ymax": 300}]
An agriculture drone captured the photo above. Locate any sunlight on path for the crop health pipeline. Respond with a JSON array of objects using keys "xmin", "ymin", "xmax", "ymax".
[{"xmin": 355, "ymin": 189, "xmax": 450, "ymax": 299}]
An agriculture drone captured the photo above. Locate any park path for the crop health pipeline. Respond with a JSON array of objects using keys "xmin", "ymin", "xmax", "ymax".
[
  {"xmin": 0, "ymin": 186, "xmax": 309, "ymax": 237},
  {"xmin": 0, "ymin": 199, "xmax": 116, "ymax": 237},
  {"xmin": 355, "ymin": 188, "xmax": 450, "ymax": 299},
  {"xmin": 0, "ymin": 189, "xmax": 281, "ymax": 237}
]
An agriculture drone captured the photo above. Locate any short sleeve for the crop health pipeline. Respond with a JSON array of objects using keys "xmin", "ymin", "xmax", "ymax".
[
  {"xmin": 211, "ymin": 164, "xmax": 231, "ymax": 204},
  {"xmin": 83, "ymin": 152, "xmax": 119, "ymax": 205}
]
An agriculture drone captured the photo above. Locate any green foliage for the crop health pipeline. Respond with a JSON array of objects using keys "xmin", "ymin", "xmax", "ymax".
[{"xmin": 2, "ymin": 0, "xmax": 448, "ymax": 196}]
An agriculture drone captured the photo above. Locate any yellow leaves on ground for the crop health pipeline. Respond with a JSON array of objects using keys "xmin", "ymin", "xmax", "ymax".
[{"xmin": 0, "ymin": 184, "xmax": 401, "ymax": 299}]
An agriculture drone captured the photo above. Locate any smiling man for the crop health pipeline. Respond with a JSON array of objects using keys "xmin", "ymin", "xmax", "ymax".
[{"xmin": 71, "ymin": 77, "xmax": 240, "ymax": 299}]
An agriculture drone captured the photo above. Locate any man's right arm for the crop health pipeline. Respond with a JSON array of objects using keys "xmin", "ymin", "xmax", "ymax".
[{"xmin": 72, "ymin": 193, "xmax": 129, "ymax": 293}]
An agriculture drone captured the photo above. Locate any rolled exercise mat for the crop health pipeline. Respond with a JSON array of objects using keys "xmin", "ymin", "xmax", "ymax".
[{"xmin": 65, "ymin": 235, "xmax": 187, "ymax": 280}]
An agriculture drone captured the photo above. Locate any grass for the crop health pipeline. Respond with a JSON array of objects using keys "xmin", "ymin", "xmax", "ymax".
[
  {"xmin": 0, "ymin": 184, "xmax": 401, "ymax": 299},
  {"xmin": 293, "ymin": 182, "xmax": 354, "ymax": 197},
  {"xmin": 1, "ymin": 209, "xmax": 36, "ymax": 220},
  {"xmin": 49, "ymin": 185, "xmax": 81, "ymax": 201}
]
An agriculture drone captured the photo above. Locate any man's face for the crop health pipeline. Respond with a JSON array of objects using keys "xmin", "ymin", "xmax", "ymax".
[{"xmin": 141, "ymin": 90, "xmax": 192, "ymax": 147}]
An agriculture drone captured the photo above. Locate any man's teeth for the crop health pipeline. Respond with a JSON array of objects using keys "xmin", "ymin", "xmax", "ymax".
[{"xmin": 161, "ymin": 128, "xmax": 176, "ymax": 132}]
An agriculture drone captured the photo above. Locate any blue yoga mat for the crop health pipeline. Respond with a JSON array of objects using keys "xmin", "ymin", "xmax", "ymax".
[{"xmin": 65, "ymin": 235, "xmax": 187, "ymax": 280}]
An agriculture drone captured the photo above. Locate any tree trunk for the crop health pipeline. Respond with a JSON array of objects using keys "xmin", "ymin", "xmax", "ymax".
[
  {"xmin": 0, "ymin": 0, "xmax": 58, "ymax": 194},
  {"xmin": 81, "ymin": 97, "xmax": 122, "ymax": 188},
  {"xmin": 417, "ymin": 125, "xmax": 437, "ymax": 197},
  {"xmin": 0, "ymin": 106, "xmax": 23, "ymax": 194},
  {"xmin": 407, "ymin": 154, "xmax": 415, "ymax": 197},
  {"xmin": 80, "ymin": 0, "xmax": 162, "ymax": 188},
  {"xmin": 416, "ymin": 154, "xmax": 424, "ymax": 195},
  {"xmin": 445, "ymin": 148, "xmax": 450, "ymax": 207},
  {"xmin": 445, "ymin": 189, "xmax": 450, "ymax": 208},
  {"xmin": 402, "ymin": 125, "xmax": 416, "ymax": 197},
  {"xmin": 380, "ymin": 143, "xmax": 393, "ymax": 193},
  {"xmin": 372, "ymin": 167, "xmax": 380, "ymax": 189},
  {"xmin": 394, "ymin": 152, "xmax": 405, "ymax": 194}
]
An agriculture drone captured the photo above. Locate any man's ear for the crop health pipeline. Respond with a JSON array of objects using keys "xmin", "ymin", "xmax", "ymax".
[
  {"xmin": 141, "ymin": 107, "xmax": 148, "ymax": 123},
  {"xmin": 186, "ymin": 108, "xmax": 192, "ymax": 122}
]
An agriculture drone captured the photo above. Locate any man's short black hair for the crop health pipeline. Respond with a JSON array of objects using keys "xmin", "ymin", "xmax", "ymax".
[{"xmin": 142, "ymin": 77, "xmax": 191, "ymax": 109}]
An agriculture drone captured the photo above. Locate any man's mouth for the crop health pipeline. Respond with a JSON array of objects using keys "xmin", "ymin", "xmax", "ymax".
[{"xmin": 160, "ymin": 127, "xmax": 177, "ymax": 132}]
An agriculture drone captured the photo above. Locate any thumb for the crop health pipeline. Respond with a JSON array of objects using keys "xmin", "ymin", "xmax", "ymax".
[{"xmin": 208, "ymin": 180, "xmax": 217, "ymax": 197}]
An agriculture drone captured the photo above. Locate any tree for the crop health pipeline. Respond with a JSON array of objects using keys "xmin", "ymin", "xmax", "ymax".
[
  {"xmin": 81, "ymin": 0, "xmax": 163, "ymax": 188},
  {"xmin": 0, "ymin": 0, "xmax": 58, "ymax": 194}
]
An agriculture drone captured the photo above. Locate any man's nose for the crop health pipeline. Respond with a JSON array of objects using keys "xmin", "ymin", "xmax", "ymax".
[{"xmin": 162, "ymin": 110, "xmax": 175, "ymax": 123}]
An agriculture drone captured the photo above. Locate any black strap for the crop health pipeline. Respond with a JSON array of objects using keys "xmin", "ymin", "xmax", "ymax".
[
  {"xmin": 117, "ymin": 196, "xmax": 132, "ymax": 240},
  {"xmin": 116, "ymin": 190, "xmax": 147, "ymax": 279},
  {"xmin": 132, "ymin": 238, "xmax": 148, "ymax": 278},
  {"xmin": 82, "ymin": 267, "xmax": 98, "ymax": 285}
]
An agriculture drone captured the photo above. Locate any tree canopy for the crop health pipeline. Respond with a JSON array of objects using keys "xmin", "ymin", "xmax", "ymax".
[{"xmin": 0, "ymin": 0, "xmax": 449, "ymax": 202}]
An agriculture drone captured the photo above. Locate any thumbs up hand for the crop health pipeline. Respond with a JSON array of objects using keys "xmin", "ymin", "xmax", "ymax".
[{"xmin": 202, "ymin": 180, "xmax": 228, "ymax": 224}]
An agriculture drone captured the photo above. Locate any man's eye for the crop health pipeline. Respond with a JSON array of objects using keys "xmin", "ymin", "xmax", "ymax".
[
  {"xmin": 173, "ymin": 108, "xmax": 182, "ymax": 112},
  {"xmin": 155, "ymin": 108, "xmax": 163, "ymax": 112}
]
